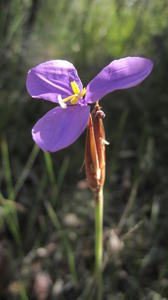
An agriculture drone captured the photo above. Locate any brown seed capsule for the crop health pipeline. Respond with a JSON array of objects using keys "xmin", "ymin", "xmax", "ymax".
[
  {"xmin": 85, "ymin": 103, "xmax": 106, "ymax": 193},
  {"xmin": 93, "ymin": 103, "xmax": 106, "ymax": 188},
  {"xmin": 85, "ymin": 114, "xmax": 100, "ymax": 192}
]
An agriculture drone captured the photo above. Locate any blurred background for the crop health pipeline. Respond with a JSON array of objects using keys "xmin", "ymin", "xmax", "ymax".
[{"xmin": 0, "ymin": 0, "xmax": 168, "ymax": 299}]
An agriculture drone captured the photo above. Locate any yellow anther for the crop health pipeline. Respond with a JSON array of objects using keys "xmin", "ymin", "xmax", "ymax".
[
  {"xmin": 71, "ymin": 95, "xmax": 79, "ymax": 105},
  {"xmin": 81, "ymin": 87, "xmax": 86, "ymax": 97},
  {"xmin": 61, "ymin": 81, "xmax": 86, "ymax": 106},
  {"xmin": 71, "ymin": 81, "xmax": 80, "ymax": 94},
  {"xmin": 62, "ymin": 95, "xmax": 74, "ymax": 103}
]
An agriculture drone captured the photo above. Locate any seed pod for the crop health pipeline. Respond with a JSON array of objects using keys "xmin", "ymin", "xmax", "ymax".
[
  {"xmin": 85, "ymin": 103, "xmax": 106, "ymax": 193},
  {"xmin": 85, "ymin": 114, "xmax": 100, "ymax": 192},
  {"xmin": 93, "ymin": 103, "xmax": 106, "ymax": 189}
]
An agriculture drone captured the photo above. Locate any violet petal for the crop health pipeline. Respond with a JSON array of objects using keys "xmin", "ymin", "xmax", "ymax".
[
  {"xmin": 26, "ymin": 60, "xmax": 83, "ymax": 103},
  {"xmin": 85, "ymin": 57, "xmax": 153, "ymax": 103},
  {"xmin": 32, "ymin": 105, "xmax": 90, "ymax": 152}
]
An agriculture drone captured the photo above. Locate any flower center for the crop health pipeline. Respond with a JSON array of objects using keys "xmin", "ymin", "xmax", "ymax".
[{"xmin": 58, "ymin": 81, "xmax": 86, "ymax": 108}]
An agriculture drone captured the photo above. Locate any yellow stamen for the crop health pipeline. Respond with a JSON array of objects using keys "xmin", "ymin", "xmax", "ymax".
[
  {"xmin": 71, "ymin": 81, "xmax": 80, "ymax": 94},
  {"xmin": 61, "ymin": 81, "xmax": 86, "ymax": 105},
  {"xmin": 71, "ymin": 95, "xmax": 80, "ymax": 105},
  {"xmin": 62, "ymin": 94, "xmax": 74, "ymax": 103},
  {"xmin": 81, "ymin": 87, "xmax": 86, "ymax": 97}
]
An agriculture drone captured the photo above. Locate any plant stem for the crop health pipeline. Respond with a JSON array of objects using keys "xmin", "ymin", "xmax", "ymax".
[{"xmin": 95, "ymin": 188, "xmax": 103, "ymax": 300}]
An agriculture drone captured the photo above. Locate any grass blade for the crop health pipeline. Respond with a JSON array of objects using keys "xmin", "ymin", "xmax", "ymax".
[
  {"xmin": 43, "ymin": 154, "xmax": 69, "ymax": 206},
  {"xmin": 45, "ymin": 201, "xmax": 78, "ymax": 286},
  {"xmin": 1, "ymin": 136, "xmax": 15, "ymax": 200},
  {"xmin": 14, "ymin": 144, "xmax": 40, "ymax": 197},
  {"xmin": 44, "ymin": 152, "xmax": 56, "ymax": 185},
  {"xmin": 56, "ymin": 157, "xmax": 69, "ymax": 199}
]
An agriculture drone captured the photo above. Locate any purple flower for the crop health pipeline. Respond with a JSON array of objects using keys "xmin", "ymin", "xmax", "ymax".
[{"xmin": 26, "ymin": 57, "xmax": 153, "ymax": 152}]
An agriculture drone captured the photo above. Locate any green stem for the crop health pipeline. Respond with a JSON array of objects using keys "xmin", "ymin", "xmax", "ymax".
[{"xmin": 95, "ymin": 188, "xmax": 103, "ymax": 300}]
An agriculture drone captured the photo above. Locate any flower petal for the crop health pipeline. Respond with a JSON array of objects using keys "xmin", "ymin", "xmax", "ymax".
[
  {"xmin": 26, "ymin": 60, "xmax": 83, "ymax": 103},
  {"xmin": 85, "ymin": 57, "xmax": 153, "ymax": 103},
  {"xmin": 32, "ymin": 105, "xmax": 90, "ymax": 152}
]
